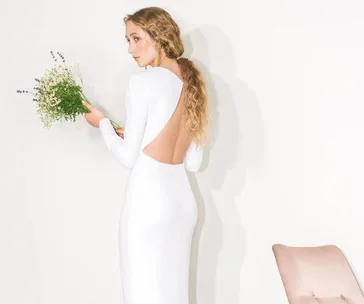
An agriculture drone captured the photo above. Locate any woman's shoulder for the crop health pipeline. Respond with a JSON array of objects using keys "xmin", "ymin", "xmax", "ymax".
[
  {"xmin": 131, "ymin": 66, "xmax": 181, "ymax": 85},
  {"xmin": 126, "ymin": 68, "xmax": 152, "ymax": 90},
  {"xmin": 127, "ymin": 67, "xmax": 182, "ymax": 99},
  {"xmin": 126, "ymin": 69, "xmax": 159, "ymax": 98},
  {"xmin": 127, "ymin": 69, "xmax": 151, "ymax": 91}
]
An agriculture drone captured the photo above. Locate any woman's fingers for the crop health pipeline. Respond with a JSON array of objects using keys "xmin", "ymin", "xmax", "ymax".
[{"xmin": 115, "ymin": 127, "xmax": 125, "ymax": 138}]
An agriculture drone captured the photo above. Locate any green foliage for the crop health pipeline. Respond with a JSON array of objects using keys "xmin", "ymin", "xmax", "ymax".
[{"xmin": 17, "ymin": 51, "xmax": 119, "ymax": 129}]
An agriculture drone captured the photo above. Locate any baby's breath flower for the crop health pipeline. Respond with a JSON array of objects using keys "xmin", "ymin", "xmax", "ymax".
[{"xmin": 17, "ymin": 51, "xmax": 120, "ymax": 129}]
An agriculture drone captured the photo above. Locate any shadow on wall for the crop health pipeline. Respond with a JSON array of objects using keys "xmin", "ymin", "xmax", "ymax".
[{"xmin": 182, "ymin": 25, "xmax": 265, "ymax": 304}]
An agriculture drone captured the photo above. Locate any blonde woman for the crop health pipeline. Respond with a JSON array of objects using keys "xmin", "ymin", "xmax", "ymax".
[{"xmin": 84, "ymin": 6, "xmax": 209, "ymax": 304}]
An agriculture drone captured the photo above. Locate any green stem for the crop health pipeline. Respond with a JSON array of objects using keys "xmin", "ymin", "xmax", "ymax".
[
  {"xmin": 80, "ymin": 91, "xmax": 90, "ymax": 104},
  {"xmin": 110, "ymin": 120, "xmax": 120, "ymax": 129},
  {"xmin": 81, "ymin": 92, "xmax": 121, "ymax": 130}
]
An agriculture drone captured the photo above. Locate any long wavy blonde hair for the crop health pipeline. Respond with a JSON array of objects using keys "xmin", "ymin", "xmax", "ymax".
[{"xmin": 124, "ymin": 7, "xmax": 209, "ymax": 147}]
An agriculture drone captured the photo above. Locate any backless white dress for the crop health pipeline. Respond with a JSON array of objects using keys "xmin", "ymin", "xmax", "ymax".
[{"xmin": 98, "ymin": 66, "xmax": 204, "ymax": 304}]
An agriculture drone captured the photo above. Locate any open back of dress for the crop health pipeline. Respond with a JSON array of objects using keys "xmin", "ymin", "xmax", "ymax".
[{"xmin": 142, "ymin": 81, "xmax": 192, "ymax": 165}]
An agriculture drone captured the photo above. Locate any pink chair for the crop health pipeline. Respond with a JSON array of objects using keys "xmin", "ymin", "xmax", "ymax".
[{"xmin": 272, "ymin": 244, "xmax": 364, "ymax": 303}]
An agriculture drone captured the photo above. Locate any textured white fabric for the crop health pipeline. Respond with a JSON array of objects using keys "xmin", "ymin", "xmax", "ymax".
[{"xmin": 98, "ymin": 66, "xmax": 203, "ymax": 304}]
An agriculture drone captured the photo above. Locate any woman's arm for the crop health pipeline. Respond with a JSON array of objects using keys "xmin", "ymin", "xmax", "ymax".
[{"xmin": 98, "ymin": 74, "xmax": 148, "ymax": 169}]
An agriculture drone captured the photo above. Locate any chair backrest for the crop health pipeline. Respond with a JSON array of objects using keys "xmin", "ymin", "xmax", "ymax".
[{"xmin": 272, "ymin": 244, "xmax": 364, "ymax": 304}]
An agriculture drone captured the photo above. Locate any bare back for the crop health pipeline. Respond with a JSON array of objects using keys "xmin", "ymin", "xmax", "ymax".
[
  {"xmin": 98, "ymin": 66, "xmax": 204, "ymax": 172},
  {"xmin": 142, "ymin": 83, "xmax": 191, "ymax": 164}
]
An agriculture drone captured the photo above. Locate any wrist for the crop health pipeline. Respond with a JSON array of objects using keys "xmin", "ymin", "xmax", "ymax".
[{"xmin": 98, "ymin": 117, "xmax": 109, "ymax": 127}]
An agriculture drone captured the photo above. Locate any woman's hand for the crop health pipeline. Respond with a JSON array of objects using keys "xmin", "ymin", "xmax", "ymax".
[
  {"xmin": 83, "ymin": 102, "xmax": 105, "ymax": 127},
  {"xmin": 115, "ymin": 127, "xmax": 125, "ymax": 139}
]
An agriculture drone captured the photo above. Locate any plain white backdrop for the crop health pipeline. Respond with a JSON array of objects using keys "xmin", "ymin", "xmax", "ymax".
[{"xmin": 1, "ymin": 0, "xmax": 364, "ymax": 303}]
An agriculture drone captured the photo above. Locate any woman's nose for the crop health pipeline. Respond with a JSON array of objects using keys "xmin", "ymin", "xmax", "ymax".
[{"xmin": 128, "ymin": 44, "xmax": 134, "ymax": 54}]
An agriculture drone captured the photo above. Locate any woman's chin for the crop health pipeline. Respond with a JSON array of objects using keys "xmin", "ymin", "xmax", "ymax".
[
  {"xmin": 136, "ymin": 61, "xmax": 146, "ymax": 68},
  {"xmin": 135, "ymin": 59, "xmax": 152, "ymax": 68}
]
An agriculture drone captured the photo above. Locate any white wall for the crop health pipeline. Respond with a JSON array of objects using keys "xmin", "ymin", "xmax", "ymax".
[{"xmin": 1, "ymin": 0, "xmax": 364, "ymax": 303}]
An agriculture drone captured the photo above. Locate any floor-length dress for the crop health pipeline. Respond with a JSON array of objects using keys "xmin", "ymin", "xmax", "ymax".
[{"xmin": 97, "ymin": 66, "xmax": 204, "ymax": 304}]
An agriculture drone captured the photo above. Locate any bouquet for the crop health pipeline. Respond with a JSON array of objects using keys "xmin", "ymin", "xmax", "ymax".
[{"xmin": 16, "ymin": 51, "xmax": 120, "ymax": 130}]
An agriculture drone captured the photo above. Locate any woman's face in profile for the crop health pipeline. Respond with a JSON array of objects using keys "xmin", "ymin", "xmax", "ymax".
[{"xmin": 125, "ymin": 21, "xmax": 158, "ymax": 67}]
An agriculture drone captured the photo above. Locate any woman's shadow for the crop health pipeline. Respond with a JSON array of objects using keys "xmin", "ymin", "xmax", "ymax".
[{"xmin": 183, "ymin": 25, "xmax": 265, "ymax": 304}]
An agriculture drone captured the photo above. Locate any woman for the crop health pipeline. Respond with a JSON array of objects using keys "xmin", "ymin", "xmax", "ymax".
[{"xmin": 84, "ymin": 6, "xmax": 209, "ymax": 304}]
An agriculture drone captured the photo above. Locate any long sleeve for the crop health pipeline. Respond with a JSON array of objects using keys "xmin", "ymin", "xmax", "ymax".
[
  {"xmin": 98, "ymin": 74, "xmax": 148, "ymax": 169},
  {"xmin": 184, "ymin": 140, "xmax": 204, "ymax": 172}
]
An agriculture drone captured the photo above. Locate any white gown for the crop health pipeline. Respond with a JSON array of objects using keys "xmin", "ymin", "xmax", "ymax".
[{"xmin": 98, "ymin": 66, "xmax": 204, "ymax": 304}]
